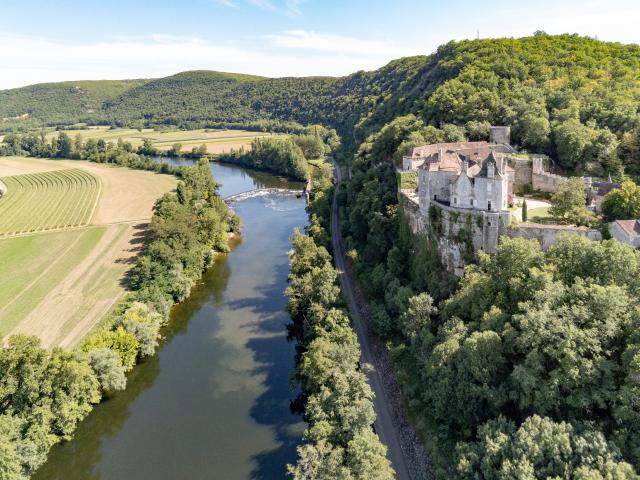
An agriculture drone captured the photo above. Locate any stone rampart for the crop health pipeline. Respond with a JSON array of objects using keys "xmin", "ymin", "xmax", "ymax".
[{"xmin": 507, "ymin": 223, "xmax": 601, "ymax": 249}]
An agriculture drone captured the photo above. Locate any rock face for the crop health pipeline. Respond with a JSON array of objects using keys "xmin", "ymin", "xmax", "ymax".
[{"xmin": 400, "ymin": 192, "xmax": 602, "ymax": 277}]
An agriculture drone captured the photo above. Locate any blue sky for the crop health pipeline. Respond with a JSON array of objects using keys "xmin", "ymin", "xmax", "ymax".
[{"xmin": 1, "ymin": 0, "xmax": 639, "ymax": 89}]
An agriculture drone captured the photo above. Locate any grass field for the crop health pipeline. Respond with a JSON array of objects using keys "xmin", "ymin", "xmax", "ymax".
[
  {"xmin": 0, "ymin": 156, "xmax": 176, "ymax": 347},
  {"xmin": 527, "ymin": 206, "xmax": 553, "ymax": 222},
  {"xmin": 43, "ymin": 126, "xmax": 279, "ymax": 154},
  {"xmin": 0, "ymin": 228, "xmax": 105, "ymax": 339},
  {"xmin": 0, "ymin": 169, "xmax": 101, "ymax": 237}
]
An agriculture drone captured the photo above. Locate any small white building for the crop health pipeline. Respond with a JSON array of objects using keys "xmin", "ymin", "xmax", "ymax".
[{"xmin": 609, "ymin": 219, "xmax": 640, "ymax": 249}]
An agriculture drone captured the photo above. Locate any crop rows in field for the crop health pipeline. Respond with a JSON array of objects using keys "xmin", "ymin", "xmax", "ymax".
[{"xmin": 0, "ymin": 169, "xmax": 101, "ymax": 237}]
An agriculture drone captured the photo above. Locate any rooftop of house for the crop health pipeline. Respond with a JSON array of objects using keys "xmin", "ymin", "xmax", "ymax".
[
  {"xmin": 614, "ymin": 219, "xmax": 640, "ymax": 237},
  {"xmin": 407, "ymin": 141, "xmax": 489, "ymax": 159},
  {"xmin": 418, "ymin": 147, "xmax": 511, "ymax": 180},
  {"xmin": 594, "ymin": 181, "xmax": 621, "ymax": 197}
]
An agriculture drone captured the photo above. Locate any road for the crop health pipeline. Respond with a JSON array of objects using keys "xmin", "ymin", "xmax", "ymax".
[{"xmin": 330, "ymin": 160, "xmax": 414, "ymax": 480}]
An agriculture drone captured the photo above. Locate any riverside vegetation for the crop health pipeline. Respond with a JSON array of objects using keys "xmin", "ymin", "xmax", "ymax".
[
  {"xmin": 0, "ymin": 123, "xmax": 339, "ymax": 182},
  {"xmin": 285, "ymin": 158, "xmax": 395, "ymax": 479},
  {"xmin": 0, "ymin": 158, "xmax": 238, "ymax": 478},
  {"xmin": 3, "ymin": 33, "xmax": 640, "ymax": 478}
]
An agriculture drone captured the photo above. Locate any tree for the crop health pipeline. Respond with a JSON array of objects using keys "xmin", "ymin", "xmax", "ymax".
[
  {"xmin": 399, "ymin": 292, "xmax": 435, "ymax": 342},
  {"xmin": 456, "ymin": 416, "xmax": 637, "ymax": 480},
  {"xmin": 55, "ymin": 132, "xmax": 73, "ymax": 158},
  {"xmin": 345, "ymin": 431, "xmax": 394, "ymax": 480},
  {"xmin": 88, "ymin": 348, "xmax": 127, "ymax": 393},
  {"xmin": 602, "ymin": 180, "xmax": 640, "ymax": 221},
  {"xmin": 288, "ymin": 440, "xmax": 351, "ymax": 480},
  {"xmin": 294, "ymin": 134, "xmax": 325, "ymax": 159},
  {"xmin": 0, "ymin": 416, "xmax": 25, "ymax": 480},
  {"xmin": 548, "ymin": 177, "xmax": 592, "ymax": 225},
  {"xmin": 196, "ymin": 144, "xmax": 208, "ymax": 157},
  {"xmin": 82, "ymin": 328, "xmax": 139, "ymax": 371},
  {"xmin": 169, "ymin": 143, "xmax": 183, "ymax": 157},
  {"xmin": 553, "ymin": 119, "xmax": 593, "ymax": 169},
  {"xmin": 522, "ymin": 198, "xmax": 528, "ymax": 222}
]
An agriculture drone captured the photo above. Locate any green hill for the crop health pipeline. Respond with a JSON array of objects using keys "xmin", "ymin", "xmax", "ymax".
[
  {"xmin": 0, "ymin": 79, "xmax": 149, "ymax": 130},
  {"xmin": 2, "ymin": 34, "xmax": 640, "ymax": 173}
]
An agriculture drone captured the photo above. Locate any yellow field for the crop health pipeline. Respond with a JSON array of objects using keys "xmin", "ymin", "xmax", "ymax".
[
  {"xmin": 43, "ymin": 127, "xmax": 280, "ymax": 154},
  {"xmin": 0, "ymin": 156, "xmax": 176, "ymax": 347}
]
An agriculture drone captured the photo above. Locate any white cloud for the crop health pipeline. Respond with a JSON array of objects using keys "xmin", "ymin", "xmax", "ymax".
[{"xmin": 0, "ymin": 33, "xmax": 409, "ymax": 89}]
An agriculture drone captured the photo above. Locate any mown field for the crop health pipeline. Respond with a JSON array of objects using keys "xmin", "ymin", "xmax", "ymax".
[
  {"xmin": 0, "ymin": 156, "xmax": 176, "ymax": 347},
  {"xmin": 42, "ymin": 126, "xmax": 280, "ymax": 154},
  {"xmin": 0, "ymin": 168, "xmax": 101, "ymax": 236}
]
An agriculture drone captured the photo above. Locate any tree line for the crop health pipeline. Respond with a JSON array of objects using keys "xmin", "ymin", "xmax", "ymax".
[
  {"xmin": 217, "ymin": 125, "xmax": 340, "ymax": 181},
  {"xmin": 0, "ymin": 159, "xmax": 238, "ymax": 478},
  {"xmin": 0, "ymin": 130, "xmax": 208, "ymax": 170},
  {"xmin": 285, "ymin": 171, "xmax": 395, "ymax": 478}
]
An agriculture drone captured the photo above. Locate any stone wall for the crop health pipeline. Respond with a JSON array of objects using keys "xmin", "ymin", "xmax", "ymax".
[
  {"xmin": 401, "ymin": 192, "xmax": 426, "ymax": 233},
  {"xmin": 508, "ymin": 223, "xmax": 602, "ymax": 249},
  {"xmin": 402, "ymin": 192, "xmax": 509, "ymax": 276},
  {"xmin": 508, "ymin": 158, "xmax": 533, "ymax": 191},
  {"xmin": 532, "ymin": 157, "xmax": 567, "ymax": 193},
  {"xmin": 401, "ymin": 191, "xmax": 604, "ymax": 277}
]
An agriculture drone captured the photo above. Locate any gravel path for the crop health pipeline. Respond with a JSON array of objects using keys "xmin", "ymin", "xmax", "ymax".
[{"xmin": 331, "ymin": 160, "xmax": 432, "ymax": 480}]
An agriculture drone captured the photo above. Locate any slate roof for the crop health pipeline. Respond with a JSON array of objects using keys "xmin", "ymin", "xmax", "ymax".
[
  {"xmin": 594, "ymin": 181, "xmax": 621, "ymax": 197},
  {"xmin": 474, "ymin": 152, "xmax": 505, "ymax": 178}
]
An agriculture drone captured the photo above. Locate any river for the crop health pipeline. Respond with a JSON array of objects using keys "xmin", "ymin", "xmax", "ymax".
[{"xmin": 34, "ymin": 162, "xmax": 308, "ymax": 480}]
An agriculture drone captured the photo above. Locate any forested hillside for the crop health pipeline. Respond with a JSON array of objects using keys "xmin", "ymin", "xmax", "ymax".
[
  {"xmin": 3, "ymin": 34, "xmax": 640, "ymax": 174},
  {"xmin": 334, "ymin": 33, "xmax": 640, "ymax": 479},
  {"xmin": 0, "ymin": 79, "xmax": 148, "ymax": 130}
]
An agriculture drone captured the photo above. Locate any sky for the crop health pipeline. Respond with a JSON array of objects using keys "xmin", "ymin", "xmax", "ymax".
[{"xmin": 1, "ymin": 0, "xmax": 639, "ymax": 89}]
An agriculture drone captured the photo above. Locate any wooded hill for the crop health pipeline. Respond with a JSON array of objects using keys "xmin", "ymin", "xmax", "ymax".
[
  {"xmin": 0, "ymin": 33, "xmax": 640, "ymax": 173},
  {"xmin": 3, "ymin": 34, "xmax": 640, "ymax": 174}
]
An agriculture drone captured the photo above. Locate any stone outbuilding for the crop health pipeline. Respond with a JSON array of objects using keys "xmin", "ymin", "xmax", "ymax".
[{"xmin": 609, "ymin": 219, "xmax": 640, "ymax": 249}]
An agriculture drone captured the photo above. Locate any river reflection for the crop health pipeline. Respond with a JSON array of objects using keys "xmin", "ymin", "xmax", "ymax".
[{"xmin": 33, "ymin": 166, "xmax": 307, "ymax": 480}]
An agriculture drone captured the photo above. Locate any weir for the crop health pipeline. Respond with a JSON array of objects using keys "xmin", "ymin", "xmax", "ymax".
[{"xmin": 224, "ymin": 187, "xmax": 305, "ymax": 203}]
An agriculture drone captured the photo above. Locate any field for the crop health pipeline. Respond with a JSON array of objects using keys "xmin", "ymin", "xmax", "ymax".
[
  {"xmin": 42, "ymin": 126, "xmax": 280, "ymax": 154},
  {"xmin": 0, "ymin": 169, "xmax": 101, "ymax": 236},
  {"xmin": 0, "ymin": 156, "xmax": 176, "ymax": 347}
]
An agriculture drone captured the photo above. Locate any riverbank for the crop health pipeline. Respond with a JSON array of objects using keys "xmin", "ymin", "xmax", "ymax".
[{"xmin": 33, "ymin": 163, "xmax": 309, "ymax": 479}]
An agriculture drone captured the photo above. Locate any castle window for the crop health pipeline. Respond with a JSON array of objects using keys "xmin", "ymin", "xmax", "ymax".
[
  {"xmin": 453, "ymin": 197, "xmax": 457, "ymax": 205},
  {"xmin": 488, "ymin": 201, "xmax": 492, "ymax": 211},
  {"xmin": 470, "ymin": 199, "xmax": 474, "ymax": 206}
]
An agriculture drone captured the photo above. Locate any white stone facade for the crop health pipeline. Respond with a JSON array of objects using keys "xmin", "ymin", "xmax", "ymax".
[
  {"xmin": 418, "ymin": 151, "xmax": 509, "ymax": 216},
  {"xmin": 609, "ymin": 220, "xmax": 640, "ymax": 249}
]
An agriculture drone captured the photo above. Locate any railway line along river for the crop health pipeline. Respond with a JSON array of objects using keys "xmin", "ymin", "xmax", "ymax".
[{"xmin": 34, "ymin": 162, "xmax": 308, "ymax": 480}]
